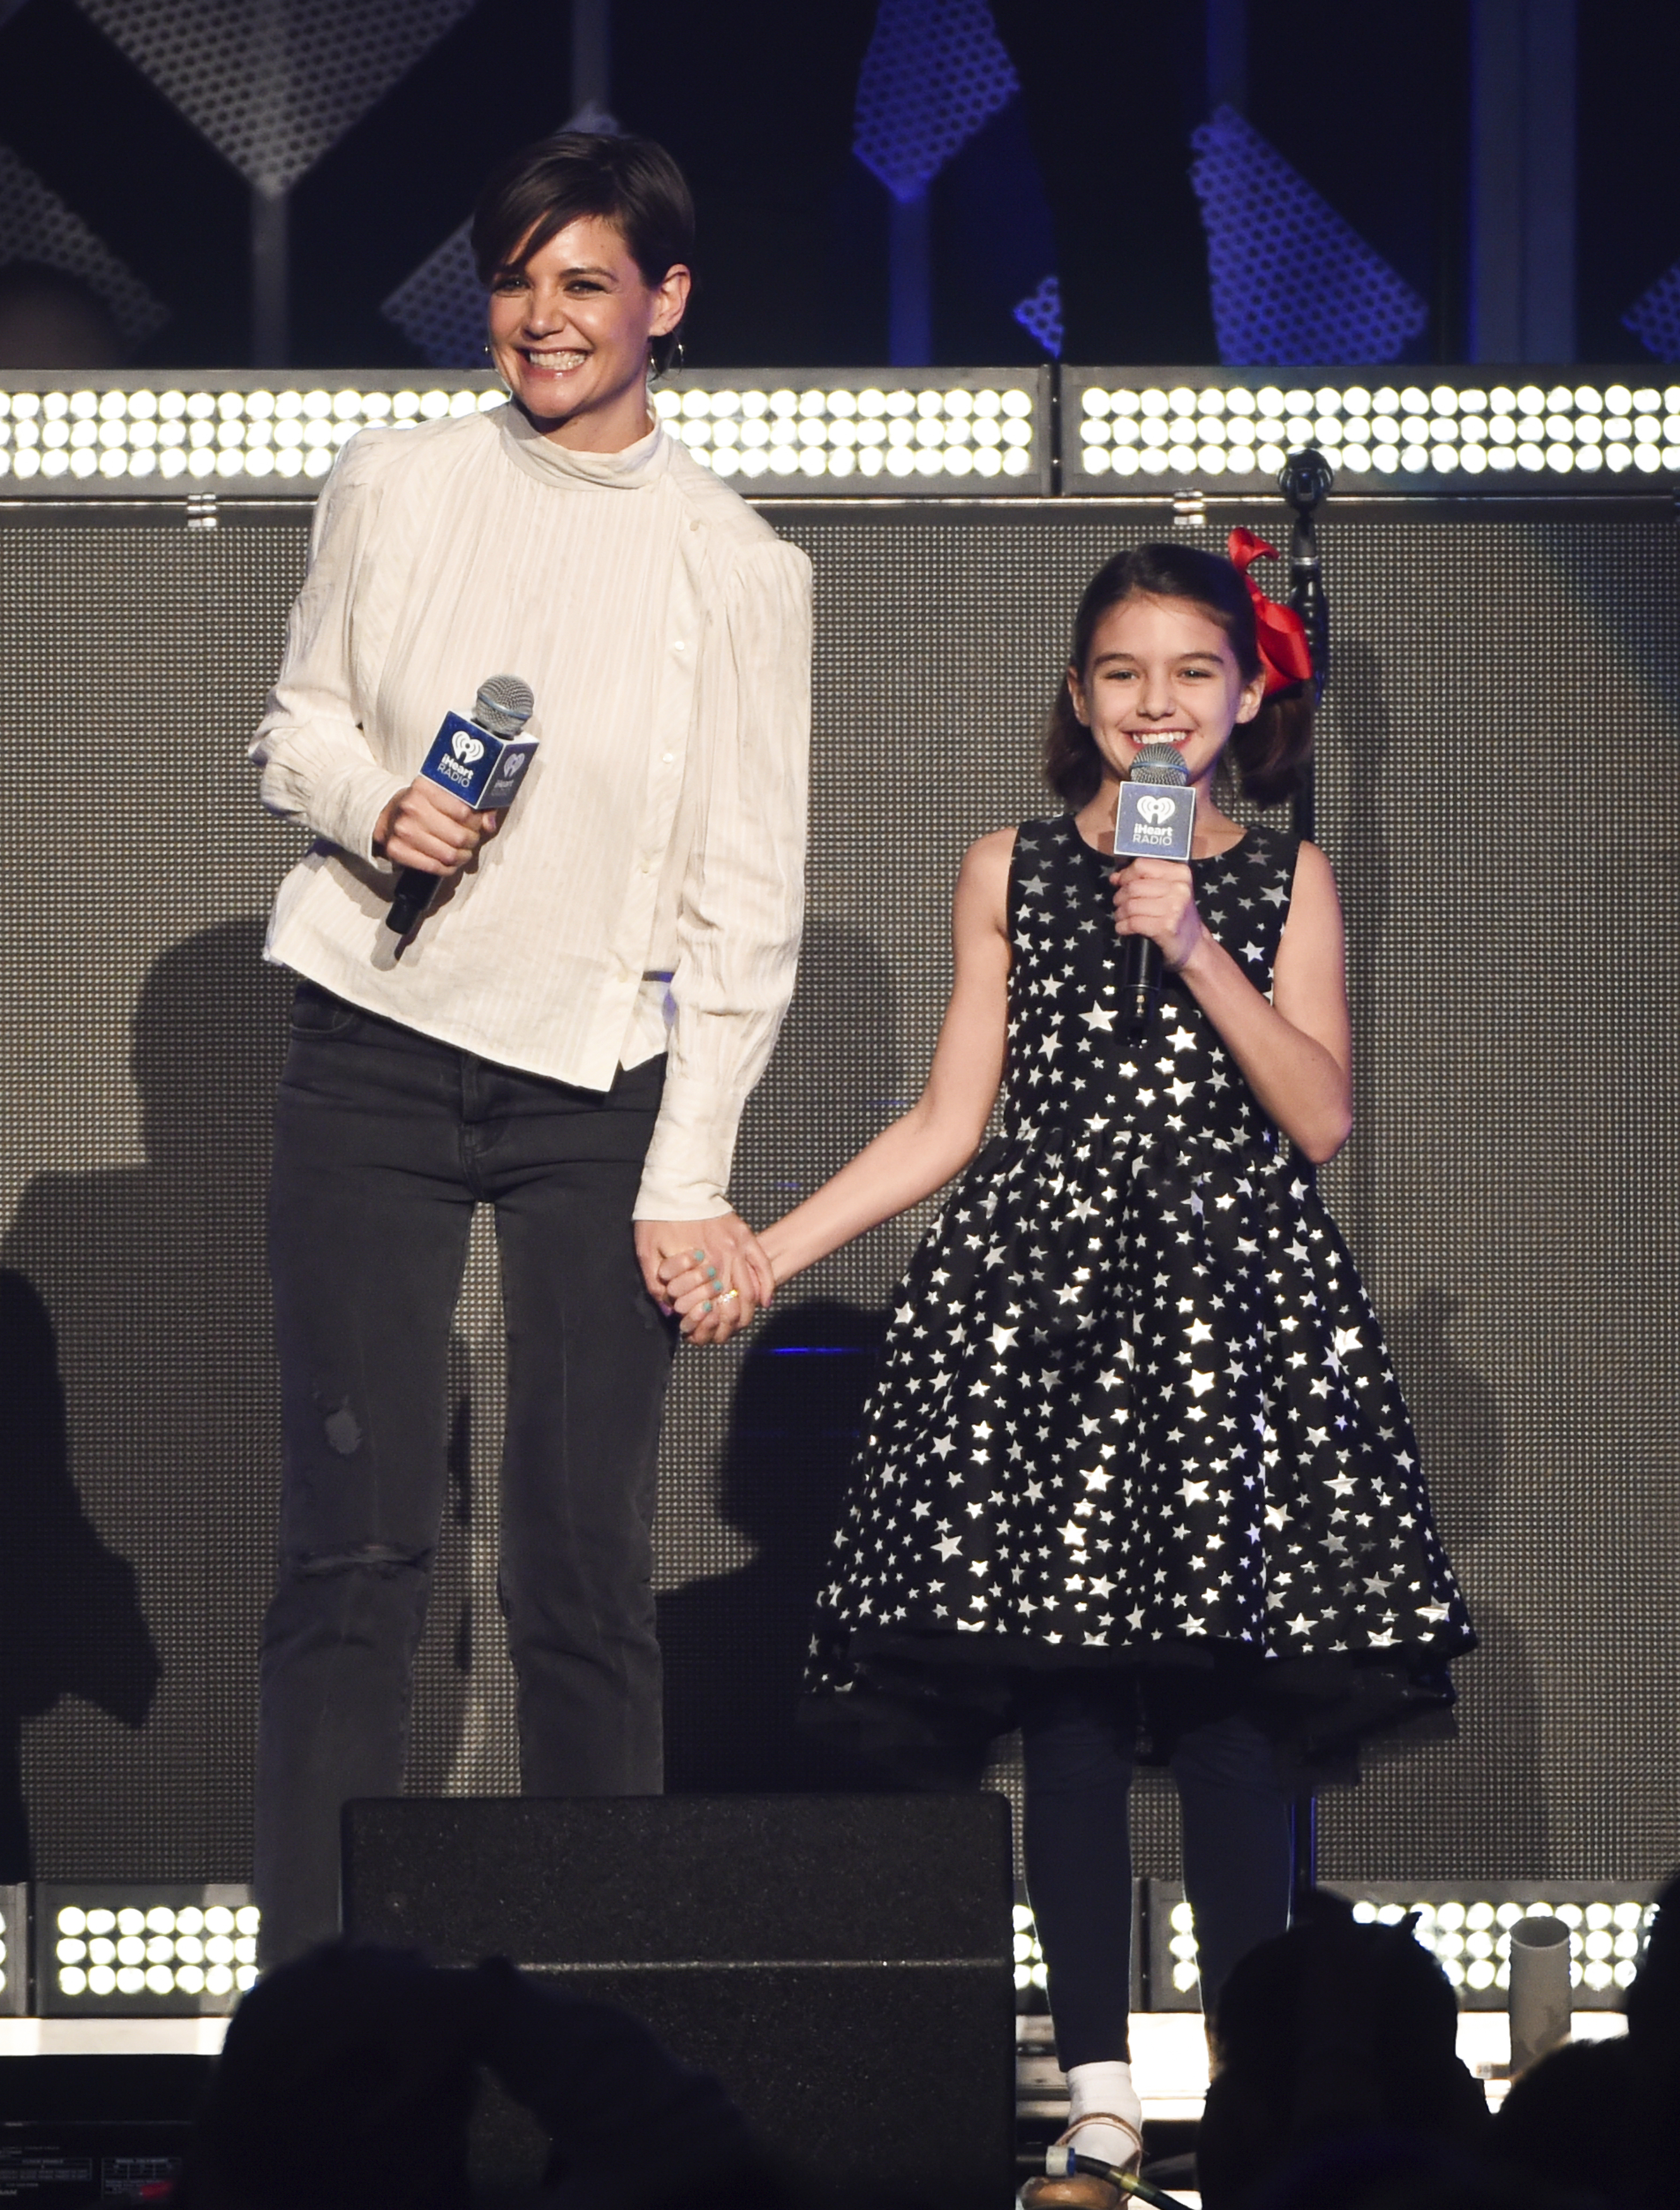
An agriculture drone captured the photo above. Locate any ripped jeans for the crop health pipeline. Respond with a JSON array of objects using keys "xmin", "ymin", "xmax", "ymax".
[{"xmin": 254, "ymin": 984, "xmax": 676, "ymax": 1964}]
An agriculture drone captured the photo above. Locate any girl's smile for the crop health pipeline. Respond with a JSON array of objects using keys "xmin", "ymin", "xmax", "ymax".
[{"xmin": 1066, "ymin": 592, "xmax": 1266, "ymax": 803}]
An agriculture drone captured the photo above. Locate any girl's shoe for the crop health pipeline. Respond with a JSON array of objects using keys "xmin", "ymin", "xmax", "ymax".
[{"xmin": 1020, "ymin": 2112, "xmax": 1143, "ymax": 2209}]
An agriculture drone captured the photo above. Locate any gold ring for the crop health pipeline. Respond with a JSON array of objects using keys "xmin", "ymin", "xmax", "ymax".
[{"xmin": 717, "ymin": 1287, "xmax": 740, "ymax": 1303}]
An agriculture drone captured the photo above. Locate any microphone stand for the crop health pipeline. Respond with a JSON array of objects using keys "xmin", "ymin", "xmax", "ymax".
[
  {"xmin": 1278, "ymin": 445, "xmax": 1333, "ymax": 848},
  {"xmin": 1277, "ymin": 445, "xmax": 1333, "ymax": 1906}
]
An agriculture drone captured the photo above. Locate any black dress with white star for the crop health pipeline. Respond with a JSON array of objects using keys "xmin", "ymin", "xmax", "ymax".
[{"xmin": 806, "ymin": 813, "xmax": 1475, "ymax": 1777}]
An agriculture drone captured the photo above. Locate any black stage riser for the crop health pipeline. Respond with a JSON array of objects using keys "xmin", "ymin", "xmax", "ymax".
[
  {"xmin": 342, "ymin": 1795, "xmax": 1015, "ymax": 2197},
  {"xmin": 3, "ymin": 495, "xmax": 1677, "ymax": 1889}
]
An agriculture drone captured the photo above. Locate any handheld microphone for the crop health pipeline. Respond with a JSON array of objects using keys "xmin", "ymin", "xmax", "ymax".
[
  {"xmin": 1112, "ymin": 743, "xmax": 1196, "ymax": 1032},
  {"xmin": 385, "ymin": 674, "xmax": 537, "ymax": 940}
]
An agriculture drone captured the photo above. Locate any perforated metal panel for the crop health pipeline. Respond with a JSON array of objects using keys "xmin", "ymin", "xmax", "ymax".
[
  {"xmin": 4, "ymin": 498, "xmax": 1677, "ymax": 1885},
  {"xmin": 73, "ymin": 0, "xmax": 476, "ymax": 193}
]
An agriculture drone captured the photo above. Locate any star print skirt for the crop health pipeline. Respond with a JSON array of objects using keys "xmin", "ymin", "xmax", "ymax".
[{"xmin": 804, "ymin": 815, "xmax": 1475, "ymax": 1781}]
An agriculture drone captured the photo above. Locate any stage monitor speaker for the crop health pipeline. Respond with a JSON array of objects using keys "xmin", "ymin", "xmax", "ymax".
[{"xmin": 342, "ymin": 1793, "xmax": 1015, "ymax": 2199}]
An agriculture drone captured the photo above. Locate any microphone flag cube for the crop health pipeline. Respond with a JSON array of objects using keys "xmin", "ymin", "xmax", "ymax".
[
  {"xmin": 418, "ymin": 711, "xmax": 539, "ymax": 811},
  {"xmin": 1114, "ymin": 779, "xmax": 1196, "ymax": 863}
]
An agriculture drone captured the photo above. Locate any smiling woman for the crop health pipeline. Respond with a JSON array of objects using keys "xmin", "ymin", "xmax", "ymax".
[
  {"xmin": 246, "ymin": 127, "xmax": 811, "ymax": 1966},
  {"xmin": 472, "ymin": 133, "xmax": 693, "ymax": 450}
]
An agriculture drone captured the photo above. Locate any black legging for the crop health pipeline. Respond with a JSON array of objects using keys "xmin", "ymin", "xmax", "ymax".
[{"xmin": 1021, "ymin": 1673, "xmax": 1294, "ymax": 2069}]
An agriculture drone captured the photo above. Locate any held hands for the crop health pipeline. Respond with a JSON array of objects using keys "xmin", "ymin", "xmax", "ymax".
[
  {"xmin": 375, "ymin": 776, "xmax": 503, "ymax": 875},
  {"xmin": 635, "ymin": 1212, "xmax": 777, "ymax": 1347},
  {"xmin": 1111, "ymin": 856, "xmax": 1204, "ymax": 971}
]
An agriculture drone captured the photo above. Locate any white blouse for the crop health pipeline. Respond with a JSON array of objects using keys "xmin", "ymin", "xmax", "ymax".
[{"xmin": 251, "ymin": 401, "xmax": 812, "ymax": 1221}]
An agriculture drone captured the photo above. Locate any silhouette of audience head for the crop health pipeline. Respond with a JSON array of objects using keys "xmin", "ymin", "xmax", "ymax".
[
  {"xmin": 1493, "ymin": 1870, "xmax": 1680, "ymax": 2208},
  {"xmin": 182, "ymin": 1945, "xmax": 479, "ymax": 2209},
  {"xmin": 180, "ymin": 1943, "xmax": 793, "ymax": 2210},
  {"xmin": 1197, "ymin": 1889, "xmax": 1489, "ymax": 2210}
]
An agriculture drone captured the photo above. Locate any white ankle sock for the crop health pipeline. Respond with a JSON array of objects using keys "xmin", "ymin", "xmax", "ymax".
[{"xmin": 1064, "ymin": 2060, "xmax": 1143, "ymax": 2168}]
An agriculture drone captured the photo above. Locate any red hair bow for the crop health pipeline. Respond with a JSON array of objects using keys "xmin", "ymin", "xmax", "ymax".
[{"xmin": 1228, "ymin": 527, "xmax": 1314, "ymax": 694}]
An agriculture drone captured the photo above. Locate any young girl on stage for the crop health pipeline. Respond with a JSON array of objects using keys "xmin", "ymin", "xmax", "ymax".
[{"xmin": 667, "ymin": 537, "xmax": 1475, "ymax": 2201}]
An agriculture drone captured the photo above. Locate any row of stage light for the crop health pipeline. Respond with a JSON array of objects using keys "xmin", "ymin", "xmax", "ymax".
[
  {"xmin": 3, "ymin": 369, "xmax": 1680, "ymax": 499},
  {"xmin": 1012, "ymin": 1884, "xmax": 1658, "ymax": 2014},
  {"xmin": 0, "ymin": 1882, "xmax": 1655, "ymax": 2018}
]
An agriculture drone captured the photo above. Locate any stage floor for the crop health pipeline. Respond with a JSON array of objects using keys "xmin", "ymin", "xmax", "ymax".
[{"xmin": 0, "ymin": 2010, "xmax": 1629, "ymax": 2117}]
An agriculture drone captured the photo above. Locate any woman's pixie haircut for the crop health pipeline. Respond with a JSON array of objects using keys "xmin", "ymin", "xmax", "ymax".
[{"xmin": 471, "ymin": 132, "xmax": 695, "ymax": 375}]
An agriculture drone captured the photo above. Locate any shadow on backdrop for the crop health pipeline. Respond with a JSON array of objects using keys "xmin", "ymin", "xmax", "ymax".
[
  {"xmin": 1386, "ymin": 1287, "xmax": 1544, "ymax": 1877},
  {"xmin": 0, "ymin": 1270, "xmax": 158, "ymax": 1879},
  {"xmin": 658, "ymin": 1299, "xmax": 888, "ymax": 1793},
  {"xmin": 1, "ymin": 917, "xmax": 291, "ymax": 1877},
  {"xmin": 655, "ymin": 916, "xmax": 906, "ymax": 1793},
  {"xmin": 1330, "ymin": 641, "xmax": 1543, "ymax": 1878}
]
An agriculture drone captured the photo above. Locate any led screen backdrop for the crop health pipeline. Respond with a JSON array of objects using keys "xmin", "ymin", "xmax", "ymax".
[{"xmin": 2, "ymin": 494, "xmax": 1677, "ymax": 1887}]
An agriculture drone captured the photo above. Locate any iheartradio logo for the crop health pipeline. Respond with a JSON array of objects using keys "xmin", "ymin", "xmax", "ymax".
[
  {"xmin": 1136, "ymin": 793, "xmax": 1177, "ymax": 825},
  {"xmin": 451, "ymin": 731, "xmax": 486, "ymax": 765}
]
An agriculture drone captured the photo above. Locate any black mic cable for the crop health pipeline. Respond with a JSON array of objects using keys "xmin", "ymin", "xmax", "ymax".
[{"xmin": 1041, "ymin": 2144, "xmax": 1191, "ymax": 2210}]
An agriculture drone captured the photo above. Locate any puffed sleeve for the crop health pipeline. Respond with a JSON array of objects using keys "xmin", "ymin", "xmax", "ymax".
[
  {"xmin": 633, "ymin": 533, "xmax": 813, "ymax": 1219},
  {"xmin": 247, "ymin": 432, "xmax": 409, "ymax": 863}
]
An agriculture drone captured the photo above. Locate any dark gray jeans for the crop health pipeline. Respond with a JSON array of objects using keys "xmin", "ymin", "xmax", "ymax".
[{"xmin": 254, "ymin": 983, "xmax": 676, "ymax": 1964}]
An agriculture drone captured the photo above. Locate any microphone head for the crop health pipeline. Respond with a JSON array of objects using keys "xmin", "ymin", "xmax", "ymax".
[
  {"xmin": 474, "ymin": 674, "xmax": 535, "ymax": 738},
  {"xmin": 1130, "ymin": 742, "xmax": 1189, "ymax": 787}
]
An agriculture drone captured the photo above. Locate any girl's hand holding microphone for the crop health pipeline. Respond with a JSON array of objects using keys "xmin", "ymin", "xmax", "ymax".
[{"xmin": 1111, "ymin": 855, "xmax": 1204, "ymax": 972}]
